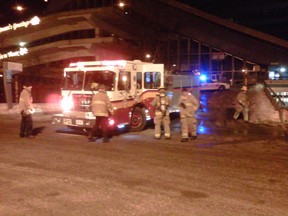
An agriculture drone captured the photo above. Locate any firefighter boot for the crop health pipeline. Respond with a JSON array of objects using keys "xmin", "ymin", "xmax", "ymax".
[
  {"xmin": 88, "ymin": 131, "xmax": 96, "ymax": 142},
  {"xmin": 181, "ymin": 138, "xmax": 189, "ymax": 142},
  {"xmin": 102, "ymin": 138, "xmax": 109, "ymax": 143}
]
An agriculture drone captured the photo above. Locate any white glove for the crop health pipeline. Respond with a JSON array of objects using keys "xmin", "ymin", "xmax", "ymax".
[{"xmin": 28, "ymin": 108, "xmax": 35, "ymax": 114}]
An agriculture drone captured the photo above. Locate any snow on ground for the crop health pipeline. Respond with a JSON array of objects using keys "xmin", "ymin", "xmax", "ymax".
[
  {"xmin": 0, "ymin": 84, "xmax": 287, "ymax": 125},
  {"xmin": 0, "ymin": 103, "xmax": 61, "ymax": 115},
  {"xmin": 207, "ymin": 84, "xmax": 286, "ymax": 125}
]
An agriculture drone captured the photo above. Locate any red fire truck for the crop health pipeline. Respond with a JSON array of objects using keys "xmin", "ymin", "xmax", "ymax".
[{"xmin": 52, "ymin": 60, "xmax": 199, "ymax": 132}]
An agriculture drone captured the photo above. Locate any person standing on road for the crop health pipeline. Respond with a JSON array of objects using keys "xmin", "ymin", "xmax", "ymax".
[
  {"xmin": 19, "ymin": 85, "xmax": 35, "ymax": 138},
  {"xmin": 178, "ymin": 88, "xmax": 200, "ymax": 142},
  {"xmin": 233, "ymin": 85, "xmax": 249, "ymax": 122},
  {"xmin": 151, "ymin": 86, "xmax": 171, "ymax": 139},
  {"xmin": 88, "ymin": 84, "xmax": 114, "ymax": 143}
]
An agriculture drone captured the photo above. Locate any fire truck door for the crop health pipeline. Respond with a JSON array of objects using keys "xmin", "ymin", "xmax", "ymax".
[
  {"xmin": 142, "ymin": 64, "xmax": 165, "ymax": 87},
  {"xmin": 115, "ymin": 70, "xmax": 134, "ymax": 107}
]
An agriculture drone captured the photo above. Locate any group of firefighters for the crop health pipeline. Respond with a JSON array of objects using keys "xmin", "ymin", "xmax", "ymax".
[
  {"xmin": 86, "ymin": 84, "xmax": 201, "ymax": 143},
  {"xmin": 86, "ymin": 84, "xmax": 249, "ymax": 143},
  {"xmin": 150, "ymin": 86, "xmax": 199, "ymax": 142},
  {"xmin": 18, "ymin": 83, "xmax": 249, "ymax": 143}
]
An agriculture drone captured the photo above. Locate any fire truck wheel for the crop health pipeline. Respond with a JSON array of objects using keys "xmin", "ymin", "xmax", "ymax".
[{"xmin": 130, "ymin": 107, "xmax": 146, "ymax": 132}]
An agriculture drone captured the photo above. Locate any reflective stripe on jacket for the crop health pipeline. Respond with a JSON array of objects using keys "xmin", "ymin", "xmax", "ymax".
[
  {"xmin": 19, "ymin": 88, "xmax": 33, "ymax": 112},
  {"xmin": 235, "ymin": 91, "xmax": 249, "ymax": 111},
  {"xmin": 91, "ymin": 89, "xmax": 114, "ymax": 117},
  {"xmin": 178, "ymin": 94, "xmax": 199, "ymax": 118},
  {"xmin": 151, "ymin": 94, "xmax": 171, "ymax": 116}
]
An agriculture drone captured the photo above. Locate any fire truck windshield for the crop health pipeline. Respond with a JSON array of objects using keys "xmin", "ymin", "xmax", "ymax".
[
  {"xmin": 63, "ymin": 70, "xmax": 116, "ymax": 91},
  {"xmin": 63, "ymin": 72, "xmax": 84, "ymax": 90}
]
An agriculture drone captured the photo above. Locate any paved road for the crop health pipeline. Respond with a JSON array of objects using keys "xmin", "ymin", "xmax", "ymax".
[{"xmin": 0, "ymin": 109, "xmax": 288, "ymax": 216}]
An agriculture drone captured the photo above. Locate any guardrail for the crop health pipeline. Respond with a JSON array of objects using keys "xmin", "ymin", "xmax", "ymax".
[
  {"xmin": 263, "ymin": 82, "xmax": 286, "ymax": 110},
  {"xmin": 263, "ymin": 82, "xmax": 286, "ymax": 123}
]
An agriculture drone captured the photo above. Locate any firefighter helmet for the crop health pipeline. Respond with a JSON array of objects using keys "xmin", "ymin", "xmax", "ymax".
[
  {"xmin": 241, "ymin": 86, "xmax": 247, "ymax": 91},
  {"xmin": 90, "ymin": 82, "xmax": 99, "ymax": 89}
]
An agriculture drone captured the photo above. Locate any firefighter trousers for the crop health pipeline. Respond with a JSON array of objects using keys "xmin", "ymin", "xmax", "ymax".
[
  {"xmin": 89, "ymin": 116, "xmax": 109, "ymax": 141},
  {"xmin": 181, "ymin": 116, "xmax": 197, "ymax": 138},
  {"xmin": 20, "ymin": 111, "xmax": 33, "ymax": 137},
  {"xmin": 233, "ymin": 107, "xmax": 249, "ymax": 122},
  {"xmin": 154, "ymin": 114, "xmax": 171, "ymax": 139}
]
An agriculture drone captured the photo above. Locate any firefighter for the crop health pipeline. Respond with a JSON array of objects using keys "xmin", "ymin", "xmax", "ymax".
[
  {"xmin": 178, "ymin": 88, "xmax": 200, "ymax": 142},
  {"xmin": 19, "ymin": 85, "xmax": 35, "ymax": 138},
  {"xmin": 88, "ymin": 84, "xmax": 114, "ymax": 143},
  {"xmin": 233, "ymin": 85, "xmax": 249, "ymax": 122},
  {"xmin": 151, "ymin": 86, "xmax": 171, "ymax": 139}
]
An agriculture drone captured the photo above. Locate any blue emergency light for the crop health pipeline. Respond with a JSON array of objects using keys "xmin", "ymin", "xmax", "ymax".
[{"xmin": 199, "ymin": 74, "xmax": 207, "ymax": 82}]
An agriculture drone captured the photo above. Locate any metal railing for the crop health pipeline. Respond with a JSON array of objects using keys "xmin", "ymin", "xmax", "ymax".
[
  {"xmin": 263, "ymin": 82, "xmax": 287, "ymax": 123},
  {"xmin": 263, "ymin": 82, "xmax": 286, "ymax": 110}
]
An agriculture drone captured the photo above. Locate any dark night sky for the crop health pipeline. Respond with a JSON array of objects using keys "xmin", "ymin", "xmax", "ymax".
[
  {"xmin": 0, "ymin": 0, "xmax": 287, "ymax": 40},
  {"xmin": 180, "ymin": 0, "xmax": 288, "ymax": 40},
  {"xmin": 0, "ymin": 0, "xmax": 47, "ymax": 25}
]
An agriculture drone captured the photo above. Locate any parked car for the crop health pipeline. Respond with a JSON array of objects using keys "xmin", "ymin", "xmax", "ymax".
[{"xmin": 200, "ymin": 79, "xmax": 230, "ymax": 91}]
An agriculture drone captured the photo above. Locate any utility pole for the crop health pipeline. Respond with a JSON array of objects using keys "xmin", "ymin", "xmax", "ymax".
[{"xmin": 2, "ymin": 61, "xmax": 22, "ymax": 109}]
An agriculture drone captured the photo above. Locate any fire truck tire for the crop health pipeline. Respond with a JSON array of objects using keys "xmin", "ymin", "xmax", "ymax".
[{"xmin": 130, "ymin": 107, "xmax": 146, "ymax": 132}]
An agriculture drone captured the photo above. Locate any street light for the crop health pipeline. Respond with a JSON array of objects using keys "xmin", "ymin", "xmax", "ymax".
[
  {"xmin": 145, "ymin": 54, "xmax": 151, "ymax": 62},
  {"xmin": 280, "ymin": 67, "xmax": 286, "ymax": 73},
  {"xmin": 19, "ymin": 42, "xmax": 26, "ymax": 47},
  {"xmin": 118, "ymin": 2, "xmax": 125, "ymax": 8},
  {"xmin": 15, "ymin": 5, "xmax": 24, "ymax": 12}
]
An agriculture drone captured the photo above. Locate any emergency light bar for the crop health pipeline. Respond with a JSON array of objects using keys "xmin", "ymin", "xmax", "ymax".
[{"xmin": 69, "ymin": 60, "xmax": 127, "ymax": 68}]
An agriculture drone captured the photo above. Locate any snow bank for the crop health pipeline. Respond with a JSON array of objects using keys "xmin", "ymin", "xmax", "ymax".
[
  {"xmin": 207, "ymin": 84, "xmax": 284, "ymax": 124},
  {"xmin": 248, "ymin": 85, "xmax": 281, "ymax": 124},
  {"xmin": 0, "ymin": 103, "xmax": 61, "ymax": 114}
]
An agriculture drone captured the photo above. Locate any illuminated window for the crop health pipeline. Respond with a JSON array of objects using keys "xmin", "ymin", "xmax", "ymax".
[
  {"xmin": 144, "ymin": 72, "xmax": 161, "ymax": 89},
  {"xmin": 136, "ymin": 72, "xmax": 142, "ymax": 89},
  {"xmin": 63, "ymin": 72, "xmax": 84, "ymax": 90},
  {"xmin": 118, "ymin": 71, "xmax": 131, "ymax": 90},
  {"xmin": 84, "ymin": 71, "xmax": 115, "ymax": 91}
]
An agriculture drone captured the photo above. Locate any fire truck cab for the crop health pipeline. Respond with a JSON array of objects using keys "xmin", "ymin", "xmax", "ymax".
[{"xmin": 52, "ymin": 60, "xmax": 165, "ymax": 132}]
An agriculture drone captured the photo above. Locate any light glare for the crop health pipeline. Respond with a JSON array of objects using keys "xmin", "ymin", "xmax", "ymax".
[{"xmin": 16, "ymin": 6, "xmax": 24, "ymax": 11}]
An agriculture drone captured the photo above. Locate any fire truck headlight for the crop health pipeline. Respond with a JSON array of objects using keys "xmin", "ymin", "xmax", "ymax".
[
  {"xmin": 109, "ymin": 119, "xmax": 115, "ymax": 126},
  {"xmin": 61, "ymin": 96, "xmax": 74, "ymax": 112}
]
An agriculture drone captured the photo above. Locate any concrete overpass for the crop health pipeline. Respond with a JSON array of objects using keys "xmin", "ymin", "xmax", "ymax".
[
  {"xmin": 0, "ymin": 0, "xmax": 287, "ymax": 86},
  {"xmin": 0, "ymin": 0, "xmax": 287, "ymax": 70}
]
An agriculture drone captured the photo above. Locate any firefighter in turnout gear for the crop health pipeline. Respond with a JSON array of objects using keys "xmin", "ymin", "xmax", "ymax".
[
  {"xmin": 88, "ymin": 84, "xmax": 114, "ymax": 143},
  {"xmin": 178, "ymin": 88, "xmax": 200, "ymax": 142},
  {"xmin": 19, "ymin": 85, "xmax": 35, "ymax": 138},
  {"xmin": 233, "ymin": 86, "xmax": 249, "ymax": 122},
  {"xmin": 151, "ymin": 86, "xmax": 171, "ymax": 139}
]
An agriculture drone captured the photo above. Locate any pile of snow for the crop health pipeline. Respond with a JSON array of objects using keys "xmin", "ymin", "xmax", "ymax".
[
  {"xmin": 1, "ymin": 84, "xmax": 287, "ymax": 125},
  {"xmin": 248, "ymin": 84, "xmax": 282, "ymax": 124},
  {"xmin": 0, "ymin": 103, "xmax": 61, "ymax": 115},
  {"xmin": 207, "ymin": 84, "xmax": 285, "ymax": 124}
]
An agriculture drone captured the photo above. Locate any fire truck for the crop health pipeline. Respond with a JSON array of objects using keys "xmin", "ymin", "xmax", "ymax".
[{"xmin": 52, "ymin": 60, "xmax": 199, "ymax": 132}]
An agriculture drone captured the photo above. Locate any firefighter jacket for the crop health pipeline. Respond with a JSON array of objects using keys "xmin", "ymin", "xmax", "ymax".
[
  {"xmin": 234, "ymin": 91, "xmax": 249, "ymax": 112},
  {"xmin": 91, "ymin": 89, "xmax": 114, "ymax": 117},
  {"xmin": 178, "ymin": 93, "xmax": 199, "ymax": 118},
  {"xmin": 19, "ymin": 86, "xmax": 34, "ymax": 114},
  {"xmin": 151, "ymin": 93, "xmax": 171, "ymax": 117}
]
